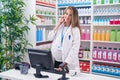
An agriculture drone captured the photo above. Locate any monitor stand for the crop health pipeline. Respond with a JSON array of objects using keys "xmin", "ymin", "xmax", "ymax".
[{"xmin": 34, "ymin": 64, "xmax": 49, "ymax": 78}]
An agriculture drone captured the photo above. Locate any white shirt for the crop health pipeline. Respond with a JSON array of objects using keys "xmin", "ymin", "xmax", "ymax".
[{"xmin": 51, "ymin": 24, "xmax": 69, "ymax": 61}]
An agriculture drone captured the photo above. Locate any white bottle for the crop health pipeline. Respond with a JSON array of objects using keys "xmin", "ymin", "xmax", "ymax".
[
  {"xmin": 88, "ymin": 17, "xmax": 91, "ymax": 24},
  {"xmin": 78, "ymin": 8, "xmax": 80, "ymax": 16},
  {"xmin": 105, "ymin": 0, "xmax": 110, "ymax": 4},
  {"xmin": 80, "ymin": 17, "xmax": 83, "ymax": 24},
  {"xmin": 85, "ymin": 17, "xmax": 88, "ymax": 24},
  {"xmin": 113, "ymin": 0, "xmax": 119, "ymax": 4}
]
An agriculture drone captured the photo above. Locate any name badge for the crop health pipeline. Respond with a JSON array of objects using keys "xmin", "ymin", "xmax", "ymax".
[{"xmin": 58, "ymin": 46, "xmax": 62, "ymax": 51}]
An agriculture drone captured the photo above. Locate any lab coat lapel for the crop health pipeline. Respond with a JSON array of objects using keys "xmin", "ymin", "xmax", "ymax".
[{"xmin": 64, "ymin": 26, "xmax": 71, "ymax": 38}]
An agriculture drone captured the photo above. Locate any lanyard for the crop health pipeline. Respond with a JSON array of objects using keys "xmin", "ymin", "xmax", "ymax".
[{"xmin": 61, "ymin": 26, "xmax": 69, "ymax": 46}]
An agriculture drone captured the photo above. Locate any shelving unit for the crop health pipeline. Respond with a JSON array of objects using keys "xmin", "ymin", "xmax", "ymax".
[
  {"xmin": 36, "ymin": 0, "xmax": 56, "ymax": 45},
  {"xmin": 24, "ymin": 0, "xmax": 120, "ymax": 79},
  {"xmin": 92, "ymin": 0, "xmax": 120, "ymax": 78},
  {"xmin": 23, "ymin": 0, "xmax": 56, "ymax": 49}
]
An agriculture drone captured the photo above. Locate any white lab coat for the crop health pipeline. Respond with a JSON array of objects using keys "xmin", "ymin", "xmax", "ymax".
[{"xmin": 48, "ymin": 24, "xmax": 80, "ymax": 71}]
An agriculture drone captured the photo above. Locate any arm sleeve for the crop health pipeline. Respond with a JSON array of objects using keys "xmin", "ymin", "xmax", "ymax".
[
  {"xmin": 48, "ymin": 30, "xmax": 57, "ymax": 41},
  {"xmin": 48, "ymin": 23, "xmax": 63, "ymax": 41}
]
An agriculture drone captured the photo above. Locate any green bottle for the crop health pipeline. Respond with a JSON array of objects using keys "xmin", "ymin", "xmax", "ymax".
[
  {"xmin": 110, "ymin": 29, "xmax": 116, "ymax": 41},
  {"xmin": 110, "ymin": 0, "xmax": 113, "ymax": 4},
  {"xmin": 117, "ymin": 30, "xmax": 120, "ymax": 42},
  {"xmin": 101, "ymin": 0, "xmax": 104, "ymax": 4},
  {"xmin": 93, "ymin": 0, "xmax": 96, "ymax": 5}
]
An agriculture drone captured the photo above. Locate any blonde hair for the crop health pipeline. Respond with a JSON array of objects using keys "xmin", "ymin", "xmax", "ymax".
[{"xmin": 64, "ymin": 6, "xmax": 81, "ymax": 34}]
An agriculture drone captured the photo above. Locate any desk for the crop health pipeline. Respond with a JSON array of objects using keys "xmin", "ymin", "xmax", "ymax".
[
  {"xmin": 0, "ymin": 68, "xmax": 120, "ymax": 80},
  {"xmin": 0, "ymin": 68, "xmax": 61, "ymax": 80}
]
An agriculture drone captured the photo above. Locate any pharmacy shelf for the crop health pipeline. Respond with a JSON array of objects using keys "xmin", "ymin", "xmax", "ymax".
[
  {"xmin": 93, "ymin": 14, "xmax": 120, "ymax": 16},
  {"xmin": 93, "ymin": 25, "xmax": 120, "ymax": 27},
  {"xmin": 36, "ymin": 24, "xmax": 56, "ymax": 27},
  {"xmin": 81, "ymin": 24, "xmax": 91, "ymax": 27},
  {"xmin": 36, "ymin": 40, "xmax": 52, "ymax": 46},
  {"xmin": 58, "ymin": 5, "xmax": 91, "ymax": 8},
  {"xmin": 92, "ymin": 72, "xmax": 120, "ymax": 79},
  {"xmin": 79, "ymin": 14, "xmax": 92, "ymax": 17},
  {"xmin": 92, "ymin": 60, "xmax": 120, "ymax": 65},
  {"xmin": 93, "ymin": 3, "xmax": 120, "ymax": 7},
  {"xmin": 59, "ymin": 14, "xmax": 92, "ymax": 17},
  {"xmin": 36, "ymin": 14, "xmax": 56, "ymax": 17},
  {"xmin": 81, "ymin": 40, "xmax": 91, "ymax": 42},
  {"xmin": 80, "ymin": 58, "xmax": 90, "ymax": 61},
  {"xmin": 36, "ymin": 1, "xmax": 56, "ymax": 8},
  {"xmin": 93, "ymin": 40, "xmax": 120, "ymax": 44},
  {"xmin": 92, "ymin": 2, "xmax": 120, "ymax": 79}
]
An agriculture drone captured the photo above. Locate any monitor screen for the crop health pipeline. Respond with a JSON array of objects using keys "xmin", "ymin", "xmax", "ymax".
[
  {"xmin": 28, "ymin": 48, "xmax": 68, "ymax": 79},
  {"xmin": 28, "ymin": 48, "xmax": 54, "ymax": 70}
]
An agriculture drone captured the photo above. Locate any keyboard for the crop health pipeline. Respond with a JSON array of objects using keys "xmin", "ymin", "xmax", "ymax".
[{"xmin": 41, "ymin": 68, "xmax": 63, "ymax": 75}]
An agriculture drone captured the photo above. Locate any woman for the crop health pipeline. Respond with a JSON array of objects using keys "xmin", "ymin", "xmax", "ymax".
[{"xmin": 48, "ymin": 6, "xmax": 81, "ymax": 74}]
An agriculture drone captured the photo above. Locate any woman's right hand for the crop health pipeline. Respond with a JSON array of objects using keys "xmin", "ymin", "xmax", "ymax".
[
  {"xmin": 53, "ymin": 15, "xmax": 64, "ymax": 31},
  {"xmin": 58, "ymin": 15, "xmax": 65, "ymax": 25}
]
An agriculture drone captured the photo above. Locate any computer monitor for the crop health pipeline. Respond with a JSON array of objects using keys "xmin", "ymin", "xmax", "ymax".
[{"xmin": 28, "ymin": 48, "xmax": 54, "ymax": 78}]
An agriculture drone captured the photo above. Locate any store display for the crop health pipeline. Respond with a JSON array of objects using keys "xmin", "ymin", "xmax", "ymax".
[
  {"xmin": 27, "ymin": 0, "xmax": 120, "ymax": 78},
  {"xmin": 93, "ymin": 1, "xmax": 120, "ymax": 78}
]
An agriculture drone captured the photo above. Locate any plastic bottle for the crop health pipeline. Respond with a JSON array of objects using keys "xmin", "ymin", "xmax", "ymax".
[
  {"xmin": 97, "ymin": 0, "xmax": 101, "ymax": 4},
  {"xmin": 81, "ymin": 29, "xmax": 86, "ymax": 40},
  {"xmin": 102, "ymin": 47, "xmax": 107, "ymax": 61},
  {"xmin": 84, "ymin": 48, "xmax": 88, "ymax": 59},
  {"xmin": 107, "ymin": 47, "xmax": 113, "ymax": 61},
  {"xmin": 105, "ymin": 0, "xmax": 110, "ymax": 4},
  {"xmin": 112, "ymin": 48, "xmax": 118, "ymax": 62},
  {"xmin": 110, "ymin": 29, "xmax": 116, "ymax": 41},
  {"xmin": 97, "ymin": 47, "xmax": 102, "ymax": 60},
  {"xmin": 80, "ymin": 17, "xmax": 83, "ymax": 24},
  {"xmin": 88, "ymin": 17, "xmax": 91, "ymax": 24},
  {"xmin": 79, "ymin": 45, "xmax": 84, "ymax": 58},
  {"xmin": 117, "ymin": 30, "xmax": 120, "ymax": 42},
  {"xmin": 118, "ymin": 48, "xmax": 120, "ymax": 63},
  {"xmin": 97, "ymin": 30, "xmax": 101, "ymax": 41},
  {"xmin": 93, "ymin": 0, "xmax": 96, "ymax": 4},
  {"xmin": 113, "ymin": 0, "xmax": 119, "ymax": 3},
  {"xmin": 105, "ymin": 30, "xmax": 110, "ymax": 41},
  {"xmin": 93, "ymin": 30, "xmax": 97, "ymax": 40},
  {"xmin": 87, "ymin": 48, "xmax": 90, "ymax": 59},
  {"xmin": 36, "ymin": 28, "xmax": 39, "ymax": 42},
  {"xmin": 86, "ymin": 29, "xmax": 90, "ymax": 40},
  {"xmin": 110, "ymin": 18, "xmax": 114, "ymax": 24},
  {"xmin": 110, "ymin": 0, "xmax": 113, "ymax": 4},
  {"xmin": 92, "ymin": 46, "xmax": 98, "ymax": 60},
  {"xmin": 101, "ymin": 0, "xmax": 104, "ymax": 4},
  {"xmin": 101, "ymin": 30, "xmax": 105, "ymax": 41}
]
